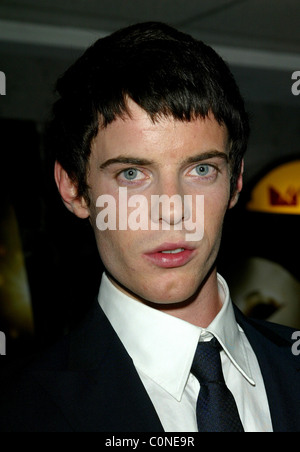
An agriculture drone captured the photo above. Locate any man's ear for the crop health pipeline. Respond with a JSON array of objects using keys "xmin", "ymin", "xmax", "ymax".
[
  {"xmin": 229, "ymin": 160, "xmax": 244, "ymax": 210},
  {"xmin": 54, "ymin": 161, "xmax": 90, "ymax": 219}
]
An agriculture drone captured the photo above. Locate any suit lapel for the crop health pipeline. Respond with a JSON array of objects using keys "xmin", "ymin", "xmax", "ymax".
[
  {"xmin": 34, "ymin": 300, "xmax": 300, "ymax": 432},
  {"xmin": 234, "ymin": 306, "xmax": 300, "ymax": 432},
  {"xmin": 35, "ymin": 301, "xmax": 164, "ymax": 432}
]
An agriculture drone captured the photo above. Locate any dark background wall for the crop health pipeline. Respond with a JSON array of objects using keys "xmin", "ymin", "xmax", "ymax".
[{"xmin": 0, "ymin": 0, "xmax": 300, "ymax": 356}]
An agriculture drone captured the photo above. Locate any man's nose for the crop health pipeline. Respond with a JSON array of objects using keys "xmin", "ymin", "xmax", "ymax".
[{"xmin": 150, "ymin": 178, "xmax": 191, "ymax": 228}]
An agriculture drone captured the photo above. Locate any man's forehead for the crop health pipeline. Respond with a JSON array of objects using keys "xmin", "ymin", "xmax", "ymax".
[{"xmin": 96, "ymin": 100, "xmax": 227, "ymax": 145}]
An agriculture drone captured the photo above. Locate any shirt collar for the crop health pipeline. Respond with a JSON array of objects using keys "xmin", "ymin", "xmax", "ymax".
[
  {"xmin": 204, "ymin": 274, "xmax": 256, "ymax": 387},
  {"xmin": 98, "ymin": 272, "xmax": 255, "ymax": 402}
]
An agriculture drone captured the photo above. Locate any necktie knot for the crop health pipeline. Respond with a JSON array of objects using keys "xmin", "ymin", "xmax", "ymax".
[{"xmin": 192, "ymin": 338, "xmax": 224, "ymax": 384}]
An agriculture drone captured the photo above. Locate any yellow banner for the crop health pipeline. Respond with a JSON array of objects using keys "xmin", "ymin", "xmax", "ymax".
[{"xmin": 247, "ymin": 160, "xmax": 300, "ymax": 215}]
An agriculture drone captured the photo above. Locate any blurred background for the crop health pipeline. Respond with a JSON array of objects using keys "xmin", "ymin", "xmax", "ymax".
[{"xmin": 0, "ymin": 0, "xmax": 299, "ymax": 358}]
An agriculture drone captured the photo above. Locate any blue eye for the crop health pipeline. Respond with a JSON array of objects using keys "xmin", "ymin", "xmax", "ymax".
[
  {"xmin": 117, "ymin": 167, "xmax": 149, "ymax": 186},
  {"xmin": 195, "ymin": 165, "xmax": 210, "ymax": 176},
  {"xmin": 123, "ymin": 168, "xmax": 139, "ymax": 180}
]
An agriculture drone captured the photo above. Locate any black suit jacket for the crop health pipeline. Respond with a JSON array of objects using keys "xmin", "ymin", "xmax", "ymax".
[{"xmin": 0, "ymin": 300, "xmax": 299, "ymax": 432}]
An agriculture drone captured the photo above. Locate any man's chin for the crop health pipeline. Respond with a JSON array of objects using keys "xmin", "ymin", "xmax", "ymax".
[
  {"xmin": 136, "ymin": 281, "xmax": 204, "ymax": 308},
  {"xmin": 107, "ymin": 264, "xmax": 215, "ymax": 307},
  {"xmin": 137, "ymin": 265, "xmax": 217, "ymax": 307}
]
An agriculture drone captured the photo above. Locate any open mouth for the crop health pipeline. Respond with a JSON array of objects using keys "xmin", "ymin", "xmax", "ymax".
[
  {"xmin": 161, "ymin": 248, "xmax": 185, "ymax": 254},
  {"xmin": 144, "ymin": 243, "xmax": 196, "ymax": 268}
]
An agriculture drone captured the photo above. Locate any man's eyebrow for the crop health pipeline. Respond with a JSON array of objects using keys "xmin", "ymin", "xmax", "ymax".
[
  {"xmin": 182, "ymin": 151, "xmax": 229, "ymax": 166},
  {"xmin": 99, "ymin": 156, "xmax": 154, "ymax": 170},
  {"xmin": 99, "ymin": 151, "xmax": 229, "ymax": 170}
]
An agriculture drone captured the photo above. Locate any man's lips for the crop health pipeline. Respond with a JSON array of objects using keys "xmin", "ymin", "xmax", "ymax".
[
  {"xmin": 143, "ymin": 242, "xmax": 196, "ymax": 268},
  {"xmin": 146, "ymin": 242, "xmax": 196, "ymax": 254}
]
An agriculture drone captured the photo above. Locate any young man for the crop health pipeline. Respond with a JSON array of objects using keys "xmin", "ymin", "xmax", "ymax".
[{"xmin": 0, "ymin": 22, "xmax": 299, "ymax": 432}]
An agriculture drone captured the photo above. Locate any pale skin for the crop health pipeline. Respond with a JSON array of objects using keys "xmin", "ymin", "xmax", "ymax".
[{"xmin": 55, "ymin": 99, "xmax": 243, "ymax": 328}]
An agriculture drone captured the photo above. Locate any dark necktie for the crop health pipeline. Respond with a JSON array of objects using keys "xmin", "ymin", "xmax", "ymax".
[{"xmin": 191, "ymin": 338, "xmax": 244, "ymax": 432}]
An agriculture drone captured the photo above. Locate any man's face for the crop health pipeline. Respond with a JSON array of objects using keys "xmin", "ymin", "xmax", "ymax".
[{"xmin": 86, "ymin": 100, "xmax": 238, "ymax": 305}]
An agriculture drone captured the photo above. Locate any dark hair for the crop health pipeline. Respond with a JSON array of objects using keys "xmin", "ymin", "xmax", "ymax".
[{"xmin": 48, "ymin": 21, "xmax": 249, "ymax": 201}]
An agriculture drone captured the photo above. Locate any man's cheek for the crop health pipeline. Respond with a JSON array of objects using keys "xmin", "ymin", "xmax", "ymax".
[
  {"xmin": 204, "ymin": 201, "xmax": 226, "ymax": 230},
  {"xmin": 96, "ymin": 230, "xmax": 134, "ymax": 265},
  {"xmin": 95, "ymin": 231, "xmax": 118, "ymax": 263}
]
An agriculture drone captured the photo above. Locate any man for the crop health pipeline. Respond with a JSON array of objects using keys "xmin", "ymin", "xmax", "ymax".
[{"xmin": 0, "ymin": 22, "xmax": 299, "ymax": 432}]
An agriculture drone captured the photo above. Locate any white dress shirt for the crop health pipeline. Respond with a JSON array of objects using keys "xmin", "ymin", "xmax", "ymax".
[{"xmin": 98, "ymin": 272, "xmax": 273, "ymax": 432}]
